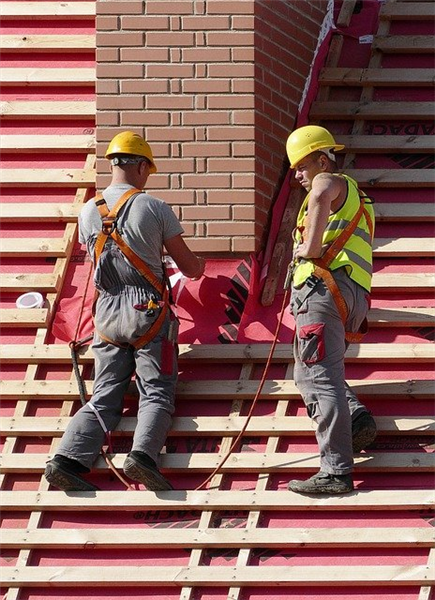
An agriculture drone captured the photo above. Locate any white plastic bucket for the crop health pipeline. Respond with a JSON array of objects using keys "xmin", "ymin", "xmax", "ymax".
[{"xmin": 16, "ymin": 292, "xmax": 44, "ymax": 309}]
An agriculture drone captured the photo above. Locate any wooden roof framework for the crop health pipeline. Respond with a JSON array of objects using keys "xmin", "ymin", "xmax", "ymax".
[{"xmin": 0, "ymin": 0, "xmax": 434, "ymax": 598}]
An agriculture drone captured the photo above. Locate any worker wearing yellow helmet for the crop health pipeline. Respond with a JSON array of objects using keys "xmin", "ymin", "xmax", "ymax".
[
  {"xmin": 105, "ymin": 130, "xmax": 158, "ymax": 173},
  {"xmin": 286, "ymin": 124, "xmax": 345, "ymax": 170},
  {"xmin": 45, "ymin": 131, "xmax": 205, "ymax": 493},
  {"xmin": 285, "ymin": 125, "xmax": 377, "ymax": 496}
]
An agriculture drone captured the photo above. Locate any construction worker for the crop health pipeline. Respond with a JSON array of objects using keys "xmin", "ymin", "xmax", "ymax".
[
  {"xmin": 285, "ymin": 125, "xmax": 377, "ymax": 495},
  {"xmin": 45, "ymin": 131, "xmax": 205, "ymax": 492}
]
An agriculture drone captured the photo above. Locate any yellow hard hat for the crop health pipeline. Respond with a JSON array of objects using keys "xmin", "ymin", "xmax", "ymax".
[
  {"xmin": 286, "ymin": 125, "xmax": 345, "ymax": 169},
  {"xmin": 105, "ymin": 131, "xmax": 157, "ymax": 174}
]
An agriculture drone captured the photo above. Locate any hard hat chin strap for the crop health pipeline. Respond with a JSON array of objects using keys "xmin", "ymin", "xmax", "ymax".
[
  {"xmin": 319, "ymin": 148, "xmax": 336, "ymax": 161},
  {"xmin": 111, "ymin": 155, "xmax": 147, "ymax": 166}
]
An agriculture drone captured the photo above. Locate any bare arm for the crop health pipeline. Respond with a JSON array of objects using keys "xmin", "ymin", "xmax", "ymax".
[
  {"xmin": 164, "ymin": 234, "xmax": 205, "ymax": 279},
  {"xmin": 294, "ymin": 173, "xmax": 344, "ymax": 259}
]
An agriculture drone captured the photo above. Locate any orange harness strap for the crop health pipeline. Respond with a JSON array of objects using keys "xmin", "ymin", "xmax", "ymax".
[
  {"xmin": 310, "ymin": 194, "xmax": 374, "ymax": 344},
  {"xmin": 93, "ymin": 189, "xmax": 169, "ymax": 349}
]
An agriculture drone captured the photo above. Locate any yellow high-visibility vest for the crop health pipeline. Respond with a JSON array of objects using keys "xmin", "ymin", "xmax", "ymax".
[{"xmin": 292, "ymin": 174, "xmax": 375, "ymax": 292}]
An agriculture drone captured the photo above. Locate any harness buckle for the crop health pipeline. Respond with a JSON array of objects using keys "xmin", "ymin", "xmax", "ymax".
[
  {"xmin": 101, "ymin": 218, "xmax": 116, "ymax": 235},
  {"xmin": 305, "ymin": 274, "xmax": 319, "ymax": 288}
]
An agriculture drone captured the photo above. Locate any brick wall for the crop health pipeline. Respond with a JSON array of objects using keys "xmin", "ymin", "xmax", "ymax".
[
  {"xmin": 96, "ymin": 0, "xmax": 328, "ymax": 254},
  {"xmin": 254, "ymin": 0, "xmax": 329, "ymax": 245}
]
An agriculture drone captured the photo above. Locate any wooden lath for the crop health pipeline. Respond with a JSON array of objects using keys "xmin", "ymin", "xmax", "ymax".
[
  {"xmin": 0, "ymin": 308, "xmax": 49, "ymax": 328},
  {"xmin": 2, "ymin": 526, "xmax": 433, "ymax": 550},
  {"xmin": 368, "ymin": 307, "xmax": 435, "ymax": 327},
  {"xmin": 1, "ymin": 68, "xmax": 96, "ymax": 86},
  {"xmin": 0, "ymin": 273, "xmax": 61, "ymax": 293},
  {"xmin": 0, "ymin": 2, "xmax": 95, "ymax": 19},
  {"xmin": 1, "ymin": 489, "xmax": 432, "ymax": 512},
  {"xmin": 334, "ymin": 135, "xmax": 435, "ymax": 153},
  {"xmin": 2, "ymin": 452, "xmax": 433, "ymax": 481},
  {"xmin": 1, "ymin": 1, "xmax": 434, "ymax": 598},
  {"xmin": 0, "ymin": 134, "xmax": 95, "ymax": 153},
  {"xmin": 319, "ymin": 68, "xmax": 434, "ymax": 86},
  {"xmin": 0, "ymin": 378, "xmax": 434, "ymax": 400},
  {"xmin": 373, "ymin": 272, "xmax": 434, "ymax": 291},
  {"xmin": 2, "ymin": 415, "xmax": 433, "ymax": 437},
  {"xmin": 1, "ymin": 342, "xmax": 434, "ymax": 364},
  {"xmin": 374, "ymin": 35, "xmax": 435, "ymax": 53},
  {"xmin": 0, "ymin": 237, "xmax": 70, "ymax": 258},
  {"xmin": 310, "ymin": 101, "xmax": 435, "ymax": 120},
  {"xmin": 0, "ymin": 204, "xmax": 81, "ymax": 222},
  {"xmin": 374, "ymin": 204, "xmax": 435, "ymax": 221},
  {"xmin": 1, "ymin": 564, "xmax": 433, "ymax": 588},
  {"xmin": 0, "ymin": 100, "xmax": 96, "ymax": 119},
  {"xmin": 380, "ymin": 2, "xmax": 435, "ymax": 20},
  {"xmin": 0, "ymin": 34, "xmax": 95, "ymax": 52},
  {"xmin": 0, "ymin": 168, "xmax": 96, "ymax": 187},
  {"xmin": 372, "ymin": 238, "xmax": 435, "ymax": 257}
]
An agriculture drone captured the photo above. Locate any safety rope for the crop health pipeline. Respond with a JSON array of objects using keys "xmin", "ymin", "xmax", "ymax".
[
  {"xmin": 71, "ymin": 243, "xmax": 290, "ymax": 492},
  {"xmin": 195, "ymin": 187, "xmax": 374, "ymax": 490},
  {"xmin": 70, "ymin": 281, "xmax": 289, "ymax": 492},
  {"xmin": 195, "ymin": 286, "xmax": 290, "ymax": 491}
]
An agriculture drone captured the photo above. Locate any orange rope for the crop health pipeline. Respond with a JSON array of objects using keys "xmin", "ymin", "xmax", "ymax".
[
  {"xmin": 102, "ymin": 448, "xmax": 135, "ymax": 490},
  {"xmin": 195, "ymin": 288, "xmax": 290, "ymax": 491},
  {"xmin": 74, "ymin": 253, "xmax": 291, "ymax": 492}
]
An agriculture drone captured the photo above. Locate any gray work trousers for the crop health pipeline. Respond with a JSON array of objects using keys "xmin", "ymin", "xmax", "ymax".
[
  {"xmin": 290, "ymin": 268, "xmax": 370, "ymax": 475},
  {"xmin": 56, "ymin": 313, "xmax": 178, "ymax": 469}
]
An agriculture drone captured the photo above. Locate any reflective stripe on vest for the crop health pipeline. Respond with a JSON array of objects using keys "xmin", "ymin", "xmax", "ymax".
[{"xmin": 292, "ymin": 174, "xmax": 375, "ymax": 292}]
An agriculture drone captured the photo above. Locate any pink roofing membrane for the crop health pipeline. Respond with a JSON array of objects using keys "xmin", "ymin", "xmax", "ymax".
[{"xmin": 0, "ymin": 0, "xmax": 434, "ymax": 598}]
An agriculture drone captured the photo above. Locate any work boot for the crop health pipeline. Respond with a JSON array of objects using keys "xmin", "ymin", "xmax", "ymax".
[
  {"xmin": 123, "ymin": 451, "xmax": 173, "ymax": 491},
  {"xmin": 352, "ymin": 411, "xmax": 377, "ymax": 453},
  {"xmin": 288, "ymin": 471, "xmax": 354, "ymax": 495},
  {"xmin": 44, "ymin": 455, "xmax": 99, "ymax": 492}
]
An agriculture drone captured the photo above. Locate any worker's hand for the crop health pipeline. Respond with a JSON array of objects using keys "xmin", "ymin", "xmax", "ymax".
[
  {"xmin": 191, "ymin": 256, "xmax": 206, "ymax": 280},
  {"xmin": 294, "ymin": 240, "xmax": 329, "ymax": 260}
]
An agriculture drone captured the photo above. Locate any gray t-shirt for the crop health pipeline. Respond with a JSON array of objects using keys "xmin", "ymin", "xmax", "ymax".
[{"xmin": 79, "ymin": 184, "xmax": 184, "ymax": 280}]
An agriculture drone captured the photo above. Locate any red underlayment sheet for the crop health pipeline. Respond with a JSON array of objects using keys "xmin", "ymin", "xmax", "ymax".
[{"xmin": 0, "ymin": 1, "xmax": 434, "ymax": 599}]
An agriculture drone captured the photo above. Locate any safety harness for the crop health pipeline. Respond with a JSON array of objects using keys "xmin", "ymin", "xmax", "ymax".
[
  {"xmin": 93, "ymin": 188, "xmax": 170, "ymax": 349},
  {"xmin": 295, "ymin": 190, "xmax": 374, "ymax": 344}
]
